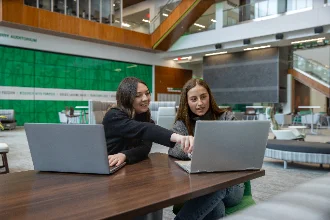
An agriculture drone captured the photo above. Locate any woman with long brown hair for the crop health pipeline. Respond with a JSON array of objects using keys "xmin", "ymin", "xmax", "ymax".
[
  {"xmin": 102, "ymin": 77, "xmax": 194, "ymax": 166},
  {"xmin": 169, "ymin": 78, "xmax": 244, "ymax": 219}
]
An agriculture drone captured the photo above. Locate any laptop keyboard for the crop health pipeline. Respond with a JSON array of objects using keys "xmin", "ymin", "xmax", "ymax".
[
  {"xmin": 176, "ymin": 161, "xmax": 191, "ymax": 171},
  {"xmin": 109, "ymin": 162, "xmax": 126, "ymax": 173}
]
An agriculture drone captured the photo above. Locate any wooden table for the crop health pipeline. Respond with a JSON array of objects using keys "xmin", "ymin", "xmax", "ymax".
[{"xmin": 0, "ymin": 153, "xmax": 265, "ymax": 220}]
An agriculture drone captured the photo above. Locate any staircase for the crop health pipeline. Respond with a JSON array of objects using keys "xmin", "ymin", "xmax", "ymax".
[{"xmin": 290, "ymin": 54, "xmax": 330, "ymax": 98}]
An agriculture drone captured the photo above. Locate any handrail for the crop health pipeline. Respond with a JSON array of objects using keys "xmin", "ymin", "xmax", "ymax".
[
  {"xmin": 149, "ymin": 0, "xmax": 182, "ymax": 33},
  {"xmin": 293, "ymin": 54, "xmax": 330, "ymax": 85},
  {"xmin": 293, "ymin": 54, "xmax": 329, "ymax": 70},
  {"xmin": 149, "ymin": 0, "xmax": 173, "ymax": 23}
]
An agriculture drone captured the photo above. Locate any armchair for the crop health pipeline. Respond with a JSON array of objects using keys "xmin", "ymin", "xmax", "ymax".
[
  {"xmin": 156, "ymin": 107, "xmax": 176, "ymax": 130},
  {"xmin": 266, "ymin": 107, "xmax": 305, "ymax": 141}
]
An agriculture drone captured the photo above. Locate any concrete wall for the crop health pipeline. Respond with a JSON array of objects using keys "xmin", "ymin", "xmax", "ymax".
[{"xmin": 203, "ymin": 48, "xmax": 287, "ymax": 104}]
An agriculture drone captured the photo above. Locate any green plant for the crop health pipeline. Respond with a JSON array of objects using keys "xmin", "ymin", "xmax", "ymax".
[{"xmin": 0, "ymin": 116, "xmax": 6, "ymax": 130}]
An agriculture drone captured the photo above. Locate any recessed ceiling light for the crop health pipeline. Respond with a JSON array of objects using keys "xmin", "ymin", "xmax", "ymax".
[
  {"xmin": 122, "ymin": 23, "xmax": 131, "ymax": 27},
  {"xmin": 205, "ymin": 51, "xmax": 227, "ymax": 56},
  {"xmin": 244, "ymin": 45, "xmax": 271, "ymax": 51},
  {"xmin": 113, "ymin": 4, "xmax": 115, "ymax": 6},
  {"xmin": 173, "ymin": 56, "xmax": 192, "ymax": 61},
  {"xmin": 211, "ymin": 19, "xmax": 216, "ymax": 22},
  {"xmin": 194, "ymin": 23, "xmax": 205, "ymax": 28},
  {"xmin": 291, "ymin": 37, "xmax": 325, "ymax": 44},
  {"xmin": 162, "ymin": 13, "xmax": 168, "ymax": 17},
  {"xmin": 142, "ymin": 19, "xmax": 150, "ymax": 23}
]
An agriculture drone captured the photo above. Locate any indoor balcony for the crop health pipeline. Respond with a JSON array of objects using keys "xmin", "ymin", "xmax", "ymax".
[{"xmin": 0, "ymin": 0, "xmax": 219, "ymax": 51}]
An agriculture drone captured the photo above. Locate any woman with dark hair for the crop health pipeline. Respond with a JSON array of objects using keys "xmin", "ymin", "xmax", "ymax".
[
  {"xmin": 102, "ymin": 77, "xmax": 193, "ymax": 166},
  {"xmin": 169, "ymin": 78, "xmax": 244, "ymax": 219}
]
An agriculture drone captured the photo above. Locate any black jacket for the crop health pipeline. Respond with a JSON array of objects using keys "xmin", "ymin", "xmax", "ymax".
[{"xmin": 102, "ymin": 108, "xmax": 175, "ymax": 164}]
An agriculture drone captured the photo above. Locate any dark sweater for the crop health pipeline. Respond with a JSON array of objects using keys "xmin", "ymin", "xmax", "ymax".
[{"xmin": 102, "ymin": 108, "xmax": 175, "ymax": 164}]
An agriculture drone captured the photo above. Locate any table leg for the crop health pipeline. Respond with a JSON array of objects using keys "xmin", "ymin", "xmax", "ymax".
[
  {"xmin": 310, "ymin": 108, "xmax": 317, "ymax": 134},
  {"xmin": 78, "ymin": 111, "xmax": 82, "ymax": 124},
  {"xmin": 83, "ymin": 110, "xmax": 87, "ymax": 124}
]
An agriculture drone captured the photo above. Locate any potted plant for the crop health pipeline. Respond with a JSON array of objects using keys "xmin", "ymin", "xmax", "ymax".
[{"xmin": 0, "ymin": 115, "xmax": 6, "ymax": 130}]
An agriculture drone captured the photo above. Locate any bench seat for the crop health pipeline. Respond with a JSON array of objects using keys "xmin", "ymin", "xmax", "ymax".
[{"xmin": 265, "ymin": 140, "xmax": 330, "ymax": 169}]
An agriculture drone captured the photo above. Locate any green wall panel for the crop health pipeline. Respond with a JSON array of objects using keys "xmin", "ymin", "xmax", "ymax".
[{"xmin": 0, "ymin": 45, "xmax": 152, "ymax": 125}]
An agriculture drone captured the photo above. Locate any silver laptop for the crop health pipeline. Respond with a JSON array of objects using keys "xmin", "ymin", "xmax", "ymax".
[
  {"xmin": 25, "ymin": 123, "xmax": 126, "ymax": 174},
  {"xmin": 175, "ymin": 120, "xmax": 270, "ymax": 173}
]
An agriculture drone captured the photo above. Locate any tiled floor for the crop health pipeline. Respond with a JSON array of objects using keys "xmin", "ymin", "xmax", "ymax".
[{"xmin": 1, "ymin": 126, "xmax": 329, "ymax": 219}]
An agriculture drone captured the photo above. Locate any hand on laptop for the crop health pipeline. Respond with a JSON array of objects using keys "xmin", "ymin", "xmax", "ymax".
[
  {"xmin": 108, "ymin": 153, "xmax": 126, "ymax": 166},
  {"xmin": 171, "ymin": 133, "xmax": 194, "ymax": 153}
]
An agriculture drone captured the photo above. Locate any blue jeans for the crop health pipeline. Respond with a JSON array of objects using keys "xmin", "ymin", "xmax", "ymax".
[{"xmin": 175, "ymin": 184, "xmax": 245, "ymax": 220}]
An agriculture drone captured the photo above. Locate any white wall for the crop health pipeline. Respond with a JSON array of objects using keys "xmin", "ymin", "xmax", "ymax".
[
  {"xmin": 310, "ymin": 88, "xmax": 327, "ymax": 112},
  {"xmin": 189, "ymin": 63, "xmax": 203, "ymax": 78},
  {"xmin": 294, "ymin": 46, "xmax": 330, "ymax": 67}
]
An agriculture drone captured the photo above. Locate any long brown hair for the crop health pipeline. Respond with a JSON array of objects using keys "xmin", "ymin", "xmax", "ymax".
[
  {"xmin": 116, "ymin": 77, "xmax": 151, "ymax": 121},
  {"xmin": 176, "ymin": 78, "xmax": 225, "ymax": 135}
]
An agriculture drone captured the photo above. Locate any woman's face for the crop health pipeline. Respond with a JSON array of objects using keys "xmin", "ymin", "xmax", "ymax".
[
  {"xmin": 187, "ymin": 84, "xmax": 210, "ymax": 116},
  {"xmin": 133, "ymin": 83, "xmax": 151, "ymax": 114}
]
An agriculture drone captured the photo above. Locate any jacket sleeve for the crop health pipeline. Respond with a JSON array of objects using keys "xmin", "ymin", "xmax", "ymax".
[
  {"xmin": 168, "ymin": 121, "xmax": 191, "ymax": 160},
  {"xmin": 104, "ymin": 109, "xmax": 175, "ymax": 147},
  {"xmin": 121, "ymin": 140, "xmax": 152, "ymax": 164}
]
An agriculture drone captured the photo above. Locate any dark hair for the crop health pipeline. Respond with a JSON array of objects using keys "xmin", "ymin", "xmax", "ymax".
[
  {"xmin": 116, "ymin": 77, "xmax": 151, "ymax": 121},
  {"xmin": 176, "ymin": 78, "xmax": 225, "ymax": 135}
]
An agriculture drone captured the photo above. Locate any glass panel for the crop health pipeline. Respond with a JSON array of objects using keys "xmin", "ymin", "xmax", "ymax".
[
  {"xmin": 150, "ymin": 0, "xmax": 182, "ymax": 33},
  {"xmin": 24, "ymin": 0, "xmax": 37, "ymax": 7},
  {"xmin": 185, "ymin": 4, "xmax": 215, "ymax": 35},
  {"xmin": 122, "ymin": 9, "xmax": 150, "ymax": 34},
  {"xmin": 293, "ymin": 54, "xmax": 330, "ymax": 85},
  {"xmin": 101, "ymin": 0, "xmax": 111, "ymax": 24},
  {"xmin": 66, "ymin": 0, "xmax": 77, "ymax": 16},
  {"xmin": 91, "ymin": 0, "xmax": 100, "ymax": 22},
  {"xmin": 54, "ymin": 0, "xmax": 65, "ymax": 14},
  {"xmin": 39, "ymin": 0, "xmax": 51, "ymax": 10},
  {"xmin": 287, "ymin": 0, "xmax": 312, "ymax": 11},
  {"xmin": 113, "ymin": 0, "xmax": 122, "ymax": 27},
  {"xmin": 79, "ymin": 0, "xmax": 89, "ymax": 19},
  {"xmin": 224, "ymin": 0, "xmax": 313, "ymax": 27}
]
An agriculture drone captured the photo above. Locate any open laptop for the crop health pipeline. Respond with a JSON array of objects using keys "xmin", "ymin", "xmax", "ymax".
[
  {"xmin": 175, "ymin": 120, "xmax": 270, "ymax": 173},
  {"xmin": 25, "ymin": 124, "xmax": 126, "ymax": 174}
]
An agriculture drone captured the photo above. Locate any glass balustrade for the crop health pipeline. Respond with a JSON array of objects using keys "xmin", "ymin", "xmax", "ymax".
[
  {"xmin": 293, "ymin": 54, "xmax": 330, "ymax": 85},
  {"xmin": 184, "ymin": 4, "xmax": 215, "ymax": 35},
  {"xmin": 149, "ymin": 0, "xmax": 182, "ymax": 33},
  {"xmin": 223, "ymin": 0, "xmax": 313, "ymax": 27},
  {"xmin": 24, "ymin": 0, "xmax": 37, "ymax": 7},
  {"xmin": 66, "ymin": 0, "xmax": 77, "ymax": 17},
  {"xmin": 53, "ymin": 0, "xmax": 65, "ymax": 14},
  {"xmin": 22, "ymin": 0, "xmax": 182, "ymax": 34},
  {"xmin": 39, "ymin": 0, "xmax": 51, "ymax": 11}
]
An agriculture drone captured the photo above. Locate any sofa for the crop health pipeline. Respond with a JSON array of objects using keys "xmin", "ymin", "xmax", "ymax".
[
  {"xmin": 149, "ymin": 101, "xmax": 176, "ymax": 123},
  {"xmin": 0, "ymin": 110, "xmax": 17, "ymax": 130},
  {"xmin": 266, "ymin": 139, "xmax": 330, "ymax": 169},
  {"xmin": 88, "ymin": 101, "xmax": 176, "ymax": 124}
]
